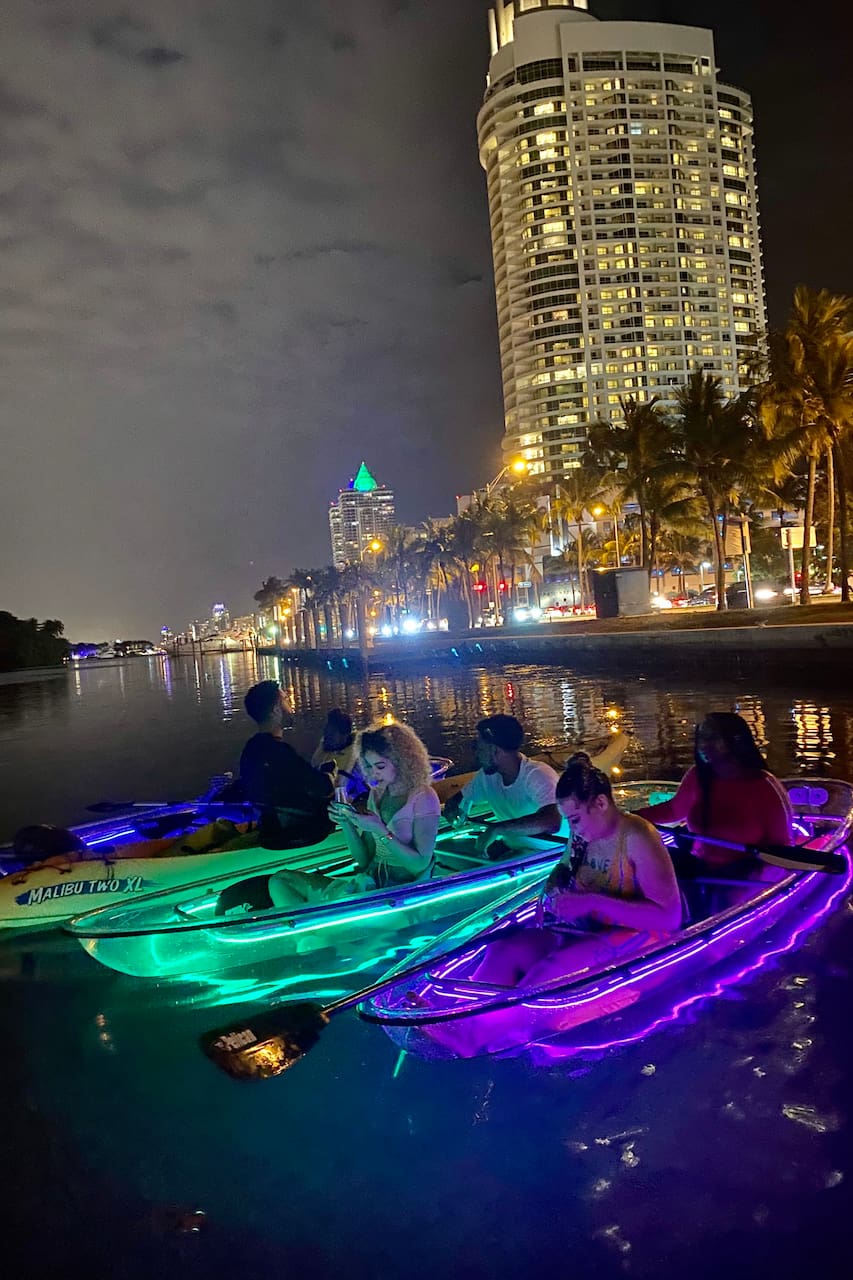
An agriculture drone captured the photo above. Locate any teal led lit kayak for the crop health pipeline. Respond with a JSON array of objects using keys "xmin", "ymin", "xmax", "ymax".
[{"xmin": 64, "ymin": 735, "xmax": 628, "ymax": 991}]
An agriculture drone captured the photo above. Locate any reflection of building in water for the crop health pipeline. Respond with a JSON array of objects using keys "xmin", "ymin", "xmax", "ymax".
[
  {"xmin": 732, "ymin": 696, "xmax": 768, "ymax": 756},
  {"xmin": 790, "ymin": 700, "xmax": 835, "ymax": 770},
  {"xmin": 220, "ymin": 662, "xmax": 853, "ymax": 787}
]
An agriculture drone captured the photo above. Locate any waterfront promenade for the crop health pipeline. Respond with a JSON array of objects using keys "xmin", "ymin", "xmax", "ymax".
[{"xmin": 257, "ymin": 603, "xmax": 853, "ymax": 678}]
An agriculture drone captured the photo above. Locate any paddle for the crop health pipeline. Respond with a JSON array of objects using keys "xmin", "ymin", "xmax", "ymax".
[
  {"xmin": 200, "ymin": 870, "xmax": 550, "ymax": 1082},
  {"xmin": 85, "ymin": 801, "xmax": 170, "ymax": 815},
  {"xmin": 654, "ymin": 823, "xmax": 848, "ymax": 875},
  {"xmin": 86, "ymin": 772, "xmax": 240, "ymax": 816}
]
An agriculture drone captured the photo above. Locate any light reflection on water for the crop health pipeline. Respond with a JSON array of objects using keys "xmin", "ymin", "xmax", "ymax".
[
  {"xmin": 1, "ymin": 654, "xmax": 852, "ymax": 1278},
  {"xmin": 3, "ymin": 652, "xmax": 853, "ymax": 835}
]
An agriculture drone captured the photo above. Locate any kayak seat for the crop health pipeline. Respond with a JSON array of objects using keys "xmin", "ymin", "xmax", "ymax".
[{"xmin": 434, "ymin": 851, "xmax": 490, "ymax": 873}]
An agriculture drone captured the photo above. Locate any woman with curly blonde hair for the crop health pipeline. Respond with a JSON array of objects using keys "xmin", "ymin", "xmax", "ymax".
[{"xmin": 268, "ymin": 721, "xmax": 440, "ymax": 908}]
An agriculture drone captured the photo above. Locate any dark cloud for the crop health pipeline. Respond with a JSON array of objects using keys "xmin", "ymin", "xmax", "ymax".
[
  {"xmin": 448, "ymin": 265, "xmax": 485, "ymax": 288},
  {"xmin": 203, "ymin": 300, "xmax": 238, "ymax": 325},
  {"xmin": 329, "ymin": 31, "xmax": 357, "ymax": 53},
  {"xmin": 137, "ymin": 45, "xmax": 185, "ymax": 67},
  {"xmin": 0, "ymin": 78, "xmax": 47, "ymax": 117},
  {"xmin": 113, "ymin": 173, "xmax": 214, "ymax": 212},
  {"xmin": 90, "ymin": 14, "xmax": 185, "ymax": 66},
  {"xmin": 280, "ymin": 241, "xmax": 381, "ymax": 263}
]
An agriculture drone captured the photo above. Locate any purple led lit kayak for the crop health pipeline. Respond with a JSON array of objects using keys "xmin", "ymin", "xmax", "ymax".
[{"xmin": 359, "ymin": 778, "xmax": 853, "ymax": 1059}]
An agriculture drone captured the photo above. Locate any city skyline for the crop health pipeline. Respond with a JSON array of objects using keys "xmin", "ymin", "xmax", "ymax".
[{"xmin": 0, "ymin": 0, "xmax": 847, "ymax": 640}]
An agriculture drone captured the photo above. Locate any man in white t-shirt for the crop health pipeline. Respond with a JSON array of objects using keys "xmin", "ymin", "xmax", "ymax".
[{"xmin": 443, "ymin": 715, "xmax": 560, "ymax": 856}]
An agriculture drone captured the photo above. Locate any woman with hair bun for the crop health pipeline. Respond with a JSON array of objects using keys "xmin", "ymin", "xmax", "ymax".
[
  {"xmin": 269, "ymin": 720, "xmax": 440, "ymax": 908},
  {"xmin": 423, "ymin": 753, "xmax": 681, "ymax": 1056}
]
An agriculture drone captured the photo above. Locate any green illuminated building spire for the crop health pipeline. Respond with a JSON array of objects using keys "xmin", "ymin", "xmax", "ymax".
[
  {"xmin": 352, "ymin": 462, "xmax": 378, "ymax": 493},
  {"xmin": 329, "ymin": 462, "xmax": 395, "ymax": 566}
]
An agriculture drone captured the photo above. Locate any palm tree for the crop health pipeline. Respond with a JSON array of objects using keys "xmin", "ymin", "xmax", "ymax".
[
  {"xmin": 473, "ymin": 492, "xmax": 540, "ymax": 622},
  {"xmin": 312, "ymin": 566, "xmax": 342, "ymax": 647},
  {"xmin": 253, "ymin": 576, "xmax": 289, "ymax": 642},
  {"xmin": 381, "ymin": 525, "xmax": 418, "ymax": 625},
  {"xmin": 667, "ymin": 373, "xmax": 779, "ymax": 610},
  {"xmin": 253, "ymin": 576, "xmax": 285, "ymax": 616},
  {"xmin": 546, "ymin": 468, "xmax": 608, "ymax": 611},
  {"xmin": 586, "ymin": 396, "xmax": 676, "ymax": 571},
  {"xmin": 286, "ymin": 569, "xmax": 319, "ymax": 648},
  {"xmin": 409, "ymin": 519, "xmax": 452, "ymax": 622},
  {"xmin": 443, "ymin": 510, "xmax": 482, "ymax": 628},
  {"xmin": 758, "ymin": 288, "xmax": 853, "ymax": 602},
  {"xmin": 803, "ymin": 321, "xmax": 853, "ymax": 601},
  {"xmin": 338, "ymin": 560, "xmax": 373, "ymax": 652}
]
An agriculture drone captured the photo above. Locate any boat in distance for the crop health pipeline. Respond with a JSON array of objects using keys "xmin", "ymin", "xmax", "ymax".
[
  {"xmin": 358, "ymin": 778, "xmax": 853, "ymax": 1060},
  {"xmin": 64, "ymin": 735, "xmax": 628, "ymax": 989}
]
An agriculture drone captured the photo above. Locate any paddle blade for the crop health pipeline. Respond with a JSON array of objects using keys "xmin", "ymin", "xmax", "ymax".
[
  {"xmin": 760, "ymin": 846, "xmax": 847, "ymax": 875},
  {"xmin": 133, "ymin": 812, "xmax": 198, "ymax": 840},
  {"xmin": 200, "ymin": 1002, "xmax": 329, "ymax": 1081}
]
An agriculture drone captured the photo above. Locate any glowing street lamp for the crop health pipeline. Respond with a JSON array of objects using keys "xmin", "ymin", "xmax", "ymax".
[{"xmin": 483, "ymin": 457, "xmax": 529, "ymax": 496}]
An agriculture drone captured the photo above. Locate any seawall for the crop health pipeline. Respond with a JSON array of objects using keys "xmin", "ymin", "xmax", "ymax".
[{"xmin": 257, "ymin": 620, "xmax": 853, "ymax": 681}]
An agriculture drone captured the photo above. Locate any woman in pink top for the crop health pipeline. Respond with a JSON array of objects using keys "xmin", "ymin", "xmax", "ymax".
[
  {"xmin": 268, "ymin": 722, "xmax": 440, "ymax": 907},
  {"xmin": 635, "ymin": 712, "xmax": 793, "ymax": 874}
]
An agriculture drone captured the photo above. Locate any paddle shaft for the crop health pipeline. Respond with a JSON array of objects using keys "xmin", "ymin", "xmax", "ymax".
[{"xmin": 653, "ymin": 823, "xmax": 846, "ymax": 874}]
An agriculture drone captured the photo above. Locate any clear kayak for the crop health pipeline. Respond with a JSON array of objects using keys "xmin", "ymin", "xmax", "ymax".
[
  {"xmin": 358, "ymin": 778, "xmax": 853, "ymax": 1060},
  {"xmin": 0, "ymin": 756, "xmax": 450, "ymax": 933},
  {"xmin": 64, "ymin": 735, "xmax": 629, "ymax": 989}
]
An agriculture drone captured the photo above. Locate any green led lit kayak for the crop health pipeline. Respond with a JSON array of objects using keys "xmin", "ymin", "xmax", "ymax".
[{"xmin": 65, "ymin": 735, "xmax": 629, "ymax": 992}]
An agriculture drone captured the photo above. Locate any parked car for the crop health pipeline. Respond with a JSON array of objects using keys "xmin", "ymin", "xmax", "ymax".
[
  {"xmin": 687, "ymin": 586, "xmax": 718, "ymax": 607},
  {"xmin": 725, "ymin": 581, "xmax": 780, "ymax": 608}
]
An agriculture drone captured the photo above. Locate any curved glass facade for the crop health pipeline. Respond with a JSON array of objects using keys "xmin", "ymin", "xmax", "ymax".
[{"xmin": 477, "ymin": 4, "xmax": 765, "ymax": 482}]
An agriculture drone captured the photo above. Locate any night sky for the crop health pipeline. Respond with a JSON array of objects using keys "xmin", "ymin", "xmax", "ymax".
[{"xmin": 0, "ymin": 0, "xmax": 848, "ymax": 640}]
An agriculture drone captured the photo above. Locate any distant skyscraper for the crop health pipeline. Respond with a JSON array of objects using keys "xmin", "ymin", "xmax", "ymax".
[
  {"xmin": 329, "ymin": 462, "xmax": 396, "ymax": 567},
  {"xmin": 478, "ymin": 1, "xmax": 765, "ymax": 483},
  {"xmin": 210, "ymin": 603, "xmax": 230, "ymax": 634}
]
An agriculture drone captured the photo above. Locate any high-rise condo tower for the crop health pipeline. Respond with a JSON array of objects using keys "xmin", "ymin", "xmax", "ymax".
[
  {"xmin": 329, "ymin": 462, "xmax": 396, "ymax": 568},
  {"xmin": 477, "ymin": 1, "xmax": 765, "ymax": 482}
]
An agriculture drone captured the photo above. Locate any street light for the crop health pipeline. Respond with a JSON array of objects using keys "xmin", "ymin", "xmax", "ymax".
[
  {"xmin": 592, "ymin": 503, "xmax": 621, "ymax": 567},
  {"xmin": 360, "ymin": 538, "xmax": 383, "ymax": 562},
  {"xmin": 483, "ymin": 457, "xmax": 529, "ymax": 496}
]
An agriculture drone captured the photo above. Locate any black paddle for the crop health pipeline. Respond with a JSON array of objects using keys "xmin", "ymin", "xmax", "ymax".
[
  {"xmin": 655, "ymin": 824, "xmax": 848, "ymax": 875},
  {"xmin": 86, "ymin": 772, "xmax": 241, "ymax": 816},
  {"xmin": 85, "ymin": 801, "xmax": 170, "ymax": 815},
  {"xmin": 200, "ymin": 873, "xmax": 546, "ymax": 1081}
]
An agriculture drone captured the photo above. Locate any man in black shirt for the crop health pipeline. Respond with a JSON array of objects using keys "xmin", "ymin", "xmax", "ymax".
[{"xmin": 240, "ymin": 681, "xmax": 334, "ymax": 849}]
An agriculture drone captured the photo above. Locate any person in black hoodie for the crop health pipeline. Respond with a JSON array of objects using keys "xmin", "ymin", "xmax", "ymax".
[{"xmin": 239, "ymin": 681, "xmax": 334, "ymax": 850}]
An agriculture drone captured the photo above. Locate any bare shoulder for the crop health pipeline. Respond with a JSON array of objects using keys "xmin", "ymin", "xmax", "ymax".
[{"xmin": 623, "ymin": 812, "xmax": 668, "ymax": 861}]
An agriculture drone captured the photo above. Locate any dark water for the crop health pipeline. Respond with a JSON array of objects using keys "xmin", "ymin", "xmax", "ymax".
[{"xmin": 1, "ymin": 654, "xmax": 851, "ymax": 1279}]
